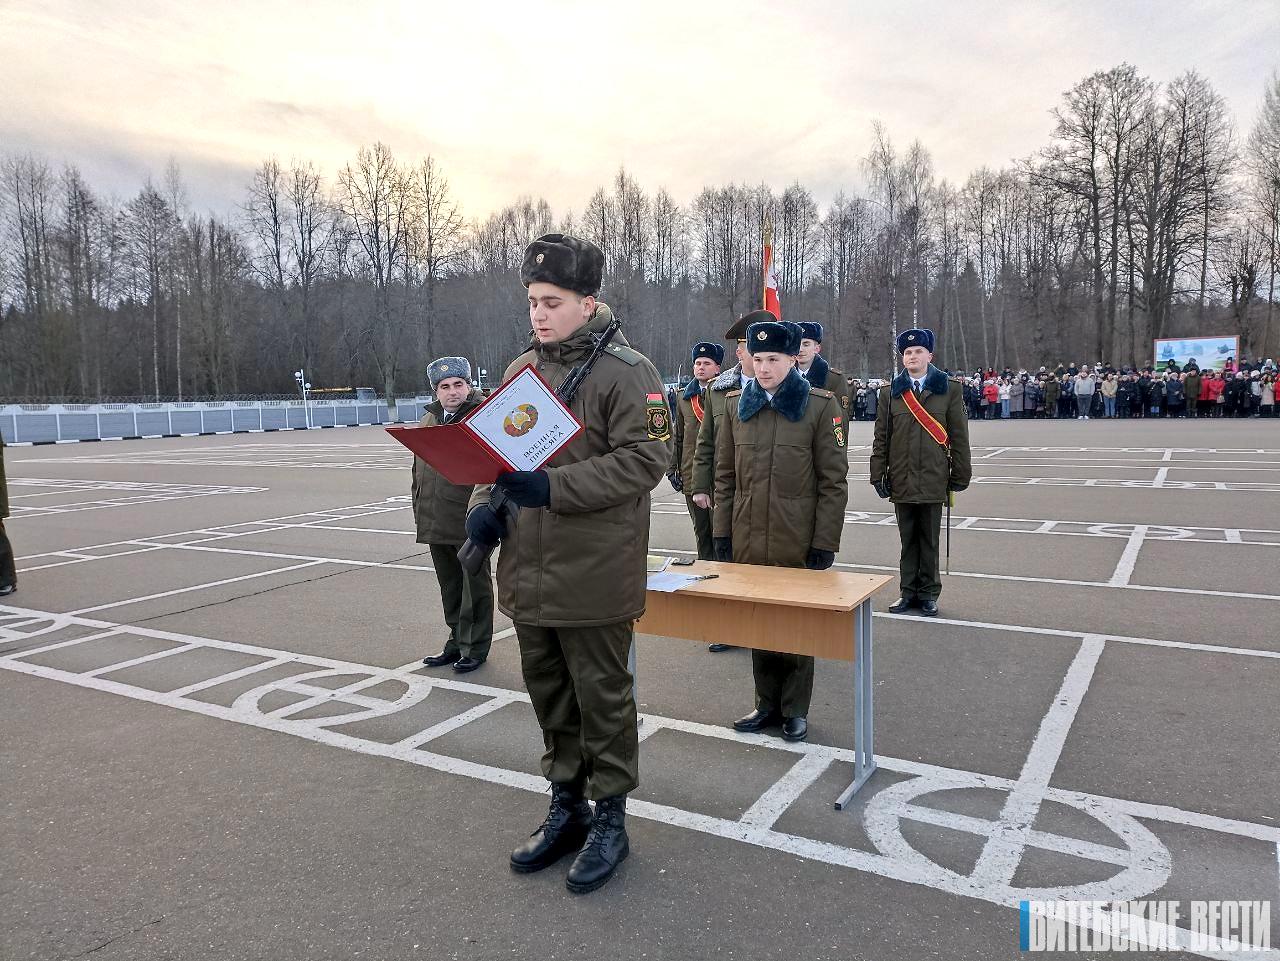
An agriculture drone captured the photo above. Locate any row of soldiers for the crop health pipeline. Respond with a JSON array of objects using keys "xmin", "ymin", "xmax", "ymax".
[{"xmin": 408, "ymin": 233, "xmax": 970, "ymax": 897}]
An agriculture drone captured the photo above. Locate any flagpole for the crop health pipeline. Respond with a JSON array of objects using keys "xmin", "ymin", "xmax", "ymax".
[{"xmin": 762, "ymin": 217, "xmax": 772, "ymax": 311}]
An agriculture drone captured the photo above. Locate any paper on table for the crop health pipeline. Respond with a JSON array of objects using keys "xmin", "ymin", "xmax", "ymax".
[
  {"xmin": 646, "ymin": 554, "xmax": 672, "ymax": 573},
  {"xmin": 646, "ymin": 571, "xmax": 717, "ymax": 593}
]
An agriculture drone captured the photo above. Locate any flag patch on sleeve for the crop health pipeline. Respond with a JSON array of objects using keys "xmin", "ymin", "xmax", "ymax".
[{"xmin": 646, "ymin": 394, "xmax": 671, "ymax": 441}]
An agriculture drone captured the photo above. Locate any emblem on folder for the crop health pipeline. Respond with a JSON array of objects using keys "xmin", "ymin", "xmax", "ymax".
[{"xmin": 503, "ymin": 404, "xmax": 539, "ymax": 437}]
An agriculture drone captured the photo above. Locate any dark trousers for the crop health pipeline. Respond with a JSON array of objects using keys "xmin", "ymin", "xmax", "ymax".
[
  {"xmin": 752, "ymin": 650, "xmax": 814, "ymax": 717},
  {"xmin": 428, "ymin": 543, "xmax": 494, "ymax": 660},
  {"xmin": 684, "ymin": 494, "xmax": 714, "ymax": 560},
  {"xmin": 0, "ymin": 521, "xmax": 15, "ymax": 588},
  {"xmin": 1187, "ymin": 397, "xmax": 1198, "ymax": 417},
  {"xmin": 515, "ymin": 620, "xmax": 638, "ymax": 800},
  {"xmin": 896, "ymin": 502, "xmax": 944, "ymax": 601}
]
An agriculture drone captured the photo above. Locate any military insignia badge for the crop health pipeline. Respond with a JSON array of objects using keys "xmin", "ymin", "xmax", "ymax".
[
  {"xmin": 832, "ymin": 416, "xmax": 845, "ymax": 448},
  {"xmin": 841, "ymin": 394, "xmax": 849, "ymax": 408},
  {"xmin": 646, "ymin": 393, "xmax": 671, "ymax": 441},
  {"xmin": 757, "ymin": 331, "xmax": 768, "ymax": 341},
  {"xmin": 535, "ymin": 253, "xmax": 545, "ymax": 264}
]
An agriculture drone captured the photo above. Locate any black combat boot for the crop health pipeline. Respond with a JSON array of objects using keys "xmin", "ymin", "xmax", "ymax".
[
  {"xmin": 565, "ymin": 795, "xmax": 630, "ymax": 894},
  {"xmin": 510, "ymin": 783, "xmax": 592, "ymax": 874}
]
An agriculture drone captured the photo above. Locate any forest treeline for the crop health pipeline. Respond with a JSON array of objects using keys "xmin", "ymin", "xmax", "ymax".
[{"xmin": 2, "ymin": 63, "xmax": 1278, "ymax": 402}]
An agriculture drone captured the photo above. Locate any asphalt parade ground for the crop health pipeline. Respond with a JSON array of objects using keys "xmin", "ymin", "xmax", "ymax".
[{"xmin": 2, "ymin": 418, "xmax": 1278, "ymax": 961}]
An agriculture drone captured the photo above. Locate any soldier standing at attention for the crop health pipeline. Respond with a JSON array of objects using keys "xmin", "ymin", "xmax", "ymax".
[
  {"xmin": 870, "ymin": 328, "xmax": 972, "ymax": 618},
  {"xmin": 667, "ymin": 341, "xmax": 724, "ymax": 560},
  {"xmin": 413, "ymin": 357, "xmax": 493, "ymax": 673},
  {"xmin": 464, "ymin": 234, "xmax": 669, "ymax": 894},
  {"xmin": 0, "ymin": 435, "xmax": 15, "ymax": 596},
  {"xmin": 713, "ymin": 319, "xmax": 849, "ymax": 742},
  {"xmin": 796, "ymin": 322, "xmax": 852, "ymax": 431},
  {"xmin": 689, "ymin": 309, "xmax": 769, "ymax": 652}
]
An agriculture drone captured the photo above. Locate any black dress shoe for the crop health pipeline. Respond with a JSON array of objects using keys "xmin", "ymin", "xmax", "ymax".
[
  {"xmin": 511, "ymin": 783, "xmax": 592, "ymax": 874},
  {"xmin": 919, "ymin": 599, "xmax": 939, "ymax": 617},
  {"xmin": 782, "ymin": 716, "xmax": 808, "ymax": 742},
  {"xmin": 566, "ymin": 796, "xmax": 630, "ymax": 894},
  {"xmin": 887, "ymin": 596, "xmax": 916, "ymax": 614},
  {"xmin": 707, "ymin": 643, "xmax": 735, "ymax": 653},
  {"xmin": 452, "ymin": 656, "xmax": 484, "ymax": 673},
  {"xmin": 733, "ymin": 708, "xmax": 782, "ymax": 732},
  {"xmin": 0, "ymin": 583, "xmax": 15, "ymax": 597},
  {"xmin": 422, "ymin": 649, "xmax": 461, "ymax": 667}
]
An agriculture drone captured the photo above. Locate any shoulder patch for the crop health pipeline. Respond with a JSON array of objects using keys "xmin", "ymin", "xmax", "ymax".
[
  {"xmin": 604, "ymin": 343, "xmax": 643, "ymax": 366},
  {"xmin": 832, "ymin": 416, "xmax": 845, "ymax": 448},
  {"xmin": 645, "ymin": 393, "xmax": 671, "ymax": 441}
]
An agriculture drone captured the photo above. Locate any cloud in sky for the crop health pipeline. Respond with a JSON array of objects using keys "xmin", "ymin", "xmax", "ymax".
[{"xmin": 2, "ymin": 0, "xmax": 1277, "ymax": 217}]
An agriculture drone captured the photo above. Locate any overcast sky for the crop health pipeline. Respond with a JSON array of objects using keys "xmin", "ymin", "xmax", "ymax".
[{"xmin": 2, "ymin": 0, "xmax": 1277, "ymax": 219}]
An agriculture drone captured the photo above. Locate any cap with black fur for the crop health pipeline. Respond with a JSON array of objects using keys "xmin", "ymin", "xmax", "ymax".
[
  {"xmin": 896, "ymin": 328, "xmax": 935, "ymax": 354},
  {"xmin": 746, "ymin": 320, "xmax": 802, "ymax": 356},
  {"xmin": 798, "ymin": 321, "xmax": 823, "ymax": 343},
  {"xmin": 691, "ymin": 342, "xmax": 725, "ymax": 365},
  {"xmin": 520, "ymin": 233, "xmax": 604, "ymax": 296}
]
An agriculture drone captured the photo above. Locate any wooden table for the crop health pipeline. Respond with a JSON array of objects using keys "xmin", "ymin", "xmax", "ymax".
[{"xmin": 636, "ymin": 560, "xmax": 892, "ymax": 808}]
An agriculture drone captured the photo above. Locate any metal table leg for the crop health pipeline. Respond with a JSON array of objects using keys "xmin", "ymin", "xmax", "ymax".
[{"xmin": 834, "ymin": 598, "xmax": 877, "ymax": 809}]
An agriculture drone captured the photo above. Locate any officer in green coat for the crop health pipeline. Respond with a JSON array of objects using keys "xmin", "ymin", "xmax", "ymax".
[
  {"xmin": 713, "ymin": 319, "xmax": 849, "ymax": 742},
  {"xmin": 412, "ymin": 356, "xmax": 493, "ymax": 673},
  {"xmin": 464, "ymin": 234, "xmax": 669, "ymax": 894},
  {"xmin": 689, "ymin": 309, "xmax": 768, "ymax": 652},
  {"xmin": 870, "ymin": 328, "xmax": 972, "ymax": 617},
  {"xmin": 797, "ymin": 322, "xmax": 852, "ymax": 433},
  {"xmin": 667, "ymin": 341, "xmax": 723, "ymax": 560},
  {"xmin": 0, "ymin": 435, "xmax": 14, "ymax": 596}
]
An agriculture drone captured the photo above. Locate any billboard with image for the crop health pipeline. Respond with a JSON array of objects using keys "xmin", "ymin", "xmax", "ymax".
[{"xmin": 1153, "ymin": 335, "xmax": 1239, "ymax": 372}]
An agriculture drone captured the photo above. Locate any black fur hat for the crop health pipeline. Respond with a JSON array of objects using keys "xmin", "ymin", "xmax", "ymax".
[
  {"xmin": 691, "ymin": 342, "xmax": 725, "ymax": 365},
  {"xmin": 521, "ymin": 233, "xmax": 604, "ymax": 296},
  {"xmin": 746, "ymin": 320, "xmax": 802, "ymax": 356}
]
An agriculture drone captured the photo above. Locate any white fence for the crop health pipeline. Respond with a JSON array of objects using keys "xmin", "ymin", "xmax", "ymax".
[{"xmin": 0, "ymin": 398, "xmax": 437, "ymax": 445}]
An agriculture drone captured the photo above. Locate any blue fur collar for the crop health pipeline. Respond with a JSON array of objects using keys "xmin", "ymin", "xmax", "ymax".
[
  {"xmin": 711, "ymin": 364, "xmax": 742, "ymax": 392},
  {"xmin": 738, "ymin": 367, "xmax": 811, "ymax": 422},
  {"xmin": 891, "ymin": 364, "xmax": 948, "ymax": 398},
  {"xmin": 802, "ymin": 352, "xmax": 830, "ymax": 389},
  {"xmin": 682, "ymin": 377, "xmax": 703, "ymax": 400}
]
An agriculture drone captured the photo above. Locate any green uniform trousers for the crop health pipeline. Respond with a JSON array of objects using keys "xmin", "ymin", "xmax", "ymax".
[
  {"xmin": 895, "ymin": 502, "xmax": 944, "ymax": 601},
  {"xmin": 428, "ymin": 543, "xmax": 494, "ymax": 660},
  {"xmin": 752, "ymin": 650, "xmax": 814, "ymax": 717},
  {"xmin": 684, "ymin": 494, "xmax": 714, "ymax": 561},
  {"xmin": 515, "ymin": 620, "xmax": 639, "ymax": 800}
]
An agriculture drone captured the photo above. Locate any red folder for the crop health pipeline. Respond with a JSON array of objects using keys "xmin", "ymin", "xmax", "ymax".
[
  {"xmin": 386, "ymin": 421, "xmax": 511, "ymax": 484},
  {"xmin": 386, "ymin": 365, "xmax": 581, "ymax": 484}
]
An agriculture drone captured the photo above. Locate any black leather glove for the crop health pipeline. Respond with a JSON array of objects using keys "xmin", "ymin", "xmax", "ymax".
[
  {"xmin": 872, "ymin": 476, "xmax": 892, "ymax": 499},
  {"xmin": 713, "ymin": 537, "xmax": 733, "ymax": 562},
  {"xmin": 805, "ymin": 548, "xmax": 836, "ymax": 570},
  {"xmin": 948, "ymin": 482, "xmax": 968, "ymax": 493},
  {"xmin": 496, "ymin": 470, "xmax": 551, "ymax": 508},
  {"xmin": 464, "ymin": 504, "xmax": 507, "ymax": 547},
  {"xmin": 667, "ymin": 470, "xmax": 684, "ymax": 493}
]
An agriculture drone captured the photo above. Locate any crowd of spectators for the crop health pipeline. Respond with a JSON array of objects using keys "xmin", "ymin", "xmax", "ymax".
[{"xmin": 847, "ymin": 357, "xmax": 1277, "ymax": 422}]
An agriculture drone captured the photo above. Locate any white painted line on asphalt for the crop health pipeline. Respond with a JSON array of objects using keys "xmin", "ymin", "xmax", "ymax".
[
  {"xmin": 394, "ymin": 694, "xmax": 522, "ymax": 748},
  {"xmin": 969, "ymin": 634, "xmax": 1107, "ymax": 886},
  {"xmin": 166, "ymin": 657, "xmax": 294, "ymax": 697},
  {"xmin": 83, "ymin": 642, "xmax": 203, "ymax": 678},
  {"xmin": 492, "ymin": 627, "xmax": 518, "ymax": 642},
  {"xmin": 2, "ymin": 629, "xmax": 125, "ymax": 661},
  {"xmin": 1153, "ymin": 467, "xmax": 1170, "ymax": 485},
  {"xmin": 67, "ymin": 561, "xmax": 327, "ymax": 615},
  {"xmin": 739, "ymin": 752, "xmax": 834, "ymax": 830},
  {"xmin": 1108, "ymin": 524, "xmax": 1148, "ymax": 586}
]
